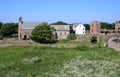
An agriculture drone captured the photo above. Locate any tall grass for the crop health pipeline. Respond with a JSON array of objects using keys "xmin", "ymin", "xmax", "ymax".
[{"xmin": 0, "ymin": 46, "xmax": 119, "ymax": 77}]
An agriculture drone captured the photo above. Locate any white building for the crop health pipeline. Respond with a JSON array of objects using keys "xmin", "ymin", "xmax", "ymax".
[{"xmin": 73, "ymin": 23, "xmax": 85, "ymax": 34}]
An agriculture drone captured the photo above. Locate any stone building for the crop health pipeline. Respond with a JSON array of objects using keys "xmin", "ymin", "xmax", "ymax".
[
  {"xmin": 51, "ymin": 25, "xmax": 70, "ymax": 39},
  {"xmin": 18, "ymin": 17, "xmax": 48, "ymax": 40},
  {"xmin": 18, "ymin": 17, "xmax": 70, "ymax": 40},
  {"xmin": 90, "ymin": 21, "xmax": 101, "ymax": 35}
]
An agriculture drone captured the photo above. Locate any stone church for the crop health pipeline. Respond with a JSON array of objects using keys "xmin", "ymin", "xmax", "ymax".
[{"xmin": 18, "ymin": 17, "xmax": 70, "ymax": 40}]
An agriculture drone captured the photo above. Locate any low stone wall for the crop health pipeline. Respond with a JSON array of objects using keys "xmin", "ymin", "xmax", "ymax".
[
  {"xmin": 75, "ymin": 34, "xmax": 90, "ymax": 42},
  {"xmin": 108, "ymin": 37, "xmax": 120, "ymax": 51}
]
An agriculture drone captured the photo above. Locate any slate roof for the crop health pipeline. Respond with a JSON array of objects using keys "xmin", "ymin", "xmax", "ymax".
[
  {"xmin": 21, "ymin": 22, "xmax": 43, "ymax": 29},
  {"xmin": 51, "ymin": 25, "xmax": 70, "ymax": 31},
  {"xmin": 73, "ymin": 23, "xmax": 83, "ymax": 28},
  {"xmin": 21, "ymin": 22, "xmax": 70, "ymax": 31}
]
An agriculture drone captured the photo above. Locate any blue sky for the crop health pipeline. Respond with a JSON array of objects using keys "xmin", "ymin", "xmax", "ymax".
[{"xmin": 0, "ymin": 0, "xmax": 120, "ymax": 24}]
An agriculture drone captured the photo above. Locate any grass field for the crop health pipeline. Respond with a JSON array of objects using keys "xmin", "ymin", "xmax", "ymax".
[{"xmin": 0, "ymin": 44, "xmax": 120, "ymax": 77}]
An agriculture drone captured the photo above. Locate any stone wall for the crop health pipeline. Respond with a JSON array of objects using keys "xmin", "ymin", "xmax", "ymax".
[
  {"xmin": 108, "ymin": 37, "xmax": 120, "ymax": 51},
  {"xmin": 56, "ymin": 31, "xmax": 69, "ymax": 39},
  {"xmin": 20, "ymin": 29, "xmax": 32, "ymax": 39},
  {"xmin": 75, "ymin": 34, "xmax": 91, "ymax": 42}
]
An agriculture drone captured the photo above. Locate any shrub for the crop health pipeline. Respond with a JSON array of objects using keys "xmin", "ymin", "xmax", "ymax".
[
  {"xmin": 0, "ymin": 23, "xmax": 18, "ymax": 37},
  {"xmin": 31, "ymin": 23, "xmax": 56, "ymax": 44},
  {"xmin": 67, "ymin": 33, "xmax": 76, "ymax": 40},
  {"xmin": 99, "ymin": 36, "xmax": 105, "ymax": 47},
  {"xmin": 91, "ymin": 36, "xmax": 97, "ymax": 43},
  {"xmin": 0, "ymin": 36, "xmax": 3, "ymax": 40}
]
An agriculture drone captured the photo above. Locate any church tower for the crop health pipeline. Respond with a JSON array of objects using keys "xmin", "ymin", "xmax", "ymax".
[{"xmin": 18, "ymin": 17, "xmax": 23, "ymax": 40}]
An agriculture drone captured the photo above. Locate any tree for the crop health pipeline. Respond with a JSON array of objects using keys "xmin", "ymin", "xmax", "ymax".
[
  {"xmin": 0, "ymin": 36, "xmax": 3, "ymax": 40},
  {"xmin": 84, "ymin": 24, "xmax": 90, "ymax": 30},
  {"xmin": 50, "ymin": 21, "xmax": 68, "ymax": 25},
  {"xmin": 31, "ymin": 23, "xmax": 56, "ymax": 44},
  {"xmin": 69, "ymin": 25, "xmax": 75, "ymax": 34},
  {"xmin": 67, "ymin": 33, "xmax": 76, "ymax": 40},
  {"xmin": 0, "ymin": 23, "xmax": 18, "ymax": 37},
  {"xmin": 101, "ymin": 22, "xmax": 115, "ymax": 30},
  {"xmin": 14, "ymin": 23, "xmax": 18, "ymax": 34},
  {"xmin": 0, "ymin": 22, "xmax": 3, "ymax": 29}
]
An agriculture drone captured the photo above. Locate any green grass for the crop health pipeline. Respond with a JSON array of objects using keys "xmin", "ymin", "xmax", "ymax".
[{"xmin": 0, "ymin": 45, "xmax": 120, "ymax": 77}]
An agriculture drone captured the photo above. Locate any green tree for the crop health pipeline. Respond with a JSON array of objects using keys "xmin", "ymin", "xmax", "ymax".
[
  {"xmin": 101, "ymin": 22, "xmax": 115, "ymax": 30},
  {"xmin": 0, "ymin": 36, "xmax": 3, "ymax": 40},
  {"xmin": 14, "ymin": 23, "xmax": 18, "ymax": 34},
  {"xmin": 69, "ymin": 25, "xmax": 75, "ymax": 34},
  {"xmin": 31, "ymin": 23, "xmax": 56, "ymax": 44},
  {"xmin": 67, "ymin": 33, "xmax": 76, "ymax": 40},
  {"xmin": 0, "ymin": 23, "xmax": 17, "ymax": 37},
  {"xmin": 84, "ymin": 24, "xmax": 90, "ymax": 30},
  {"xmin": 0, "ymin": 22, "xmax": 3, "ymax": 29},
  {"xmin": 51, "ymin": 21, "xmax": 68, "ymax": 25}
]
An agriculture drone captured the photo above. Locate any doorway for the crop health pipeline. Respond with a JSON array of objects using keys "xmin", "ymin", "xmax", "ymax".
[{"xmin": 23, "ymin": 35, "xmax": 27, "ymax": 40}]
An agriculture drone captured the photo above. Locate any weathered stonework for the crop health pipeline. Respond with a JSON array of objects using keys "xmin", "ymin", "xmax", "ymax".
[
  {"xmin": 51, "ymin": 25, "xmax": 70, "ymax": 39},
  {"xmin": 90, "ymin": 21, "xmax": 101, "ymax": 36},
  {"xmin": 108, "ymin": 37, "xmax": 120, "ymax": 51},
  {"xmin": 115, "ymin": 21, "xmax": 120, "ymax": 33},
  {"xmin": 18, "ymin": 17, "xmax": 70, "ymax": 40}
]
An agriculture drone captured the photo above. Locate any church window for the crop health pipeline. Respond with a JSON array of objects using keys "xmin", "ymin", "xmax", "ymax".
[
  {"xmin": 60, "ymin": 32, "xmax": 62, "ymax": 36},
  {"xmin": 64, "ymin": 32, "xmax": 66, "ymax": 36}
]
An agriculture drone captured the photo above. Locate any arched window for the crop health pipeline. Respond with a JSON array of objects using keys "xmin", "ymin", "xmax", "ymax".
[{"xmin": 60, "ymin": 32, "xmax": 62, "ymax": 36}]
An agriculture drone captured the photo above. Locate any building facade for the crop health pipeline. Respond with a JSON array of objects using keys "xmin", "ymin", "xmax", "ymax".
[
  {"xmin": 51, "ymin": 25, "xmax": 70, "ymax": 39},
  {"xmin": 73, "ymin": 23, "xmax": 85, "ymax": 34},
  {"xmin": 18, "ymin": 17, "xmax": 70, "ymax": 40},
  {"xmin": 19, "ymin": 22, "xmax": 43, "ymax": 40}
]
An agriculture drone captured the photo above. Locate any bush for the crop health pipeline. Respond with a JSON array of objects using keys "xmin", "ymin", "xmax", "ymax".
[
  {"xmin": 0, "ymin": 23, "xmax": 18, "ymax": 37},
  {"xmin": 99, "ymin": 36, "xmax": 105, "ymax": 47},
  {"xmin": 31, "ymin": 23, "xmax": 56, "ymax": 44},
  {"xmin": 0, "ymin": 36, "xmax": 3, "ymax": 40},
  {"xmin": 67, "ymin": 33, "xmax": 76, "ymax": 40},
  {"xmin": 91, "ymin": 36, "xmax": 97, "ymax": 43}
]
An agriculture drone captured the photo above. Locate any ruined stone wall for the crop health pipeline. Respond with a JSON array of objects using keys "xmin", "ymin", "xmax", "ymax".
[
  {"xmin": 90, "ymin": 21, "xmax": 101, "ymax": 35},
  {"xmin": 115, "ymin": 21, "xmax": 120, "ymax": 31},
  {"xmin": 75, "ymin": 34, "xmax": 91, "ymax": 42},
  {"xmin": 108, "ymin": 37, "xmax": 120, "ymax": 51}
]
